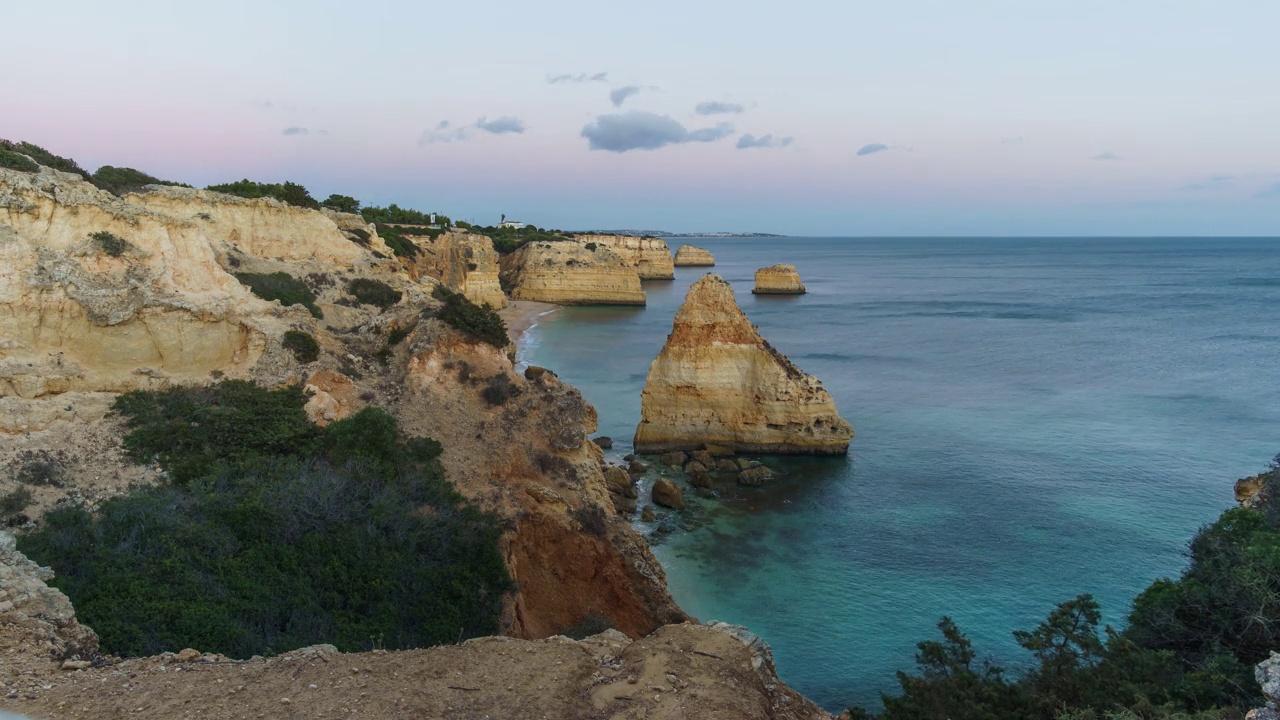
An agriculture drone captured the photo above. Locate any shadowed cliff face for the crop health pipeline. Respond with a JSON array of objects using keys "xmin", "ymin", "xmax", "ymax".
[{"xmin": 635, "ymin": 274, "xmax": 853, "ymax": 454}]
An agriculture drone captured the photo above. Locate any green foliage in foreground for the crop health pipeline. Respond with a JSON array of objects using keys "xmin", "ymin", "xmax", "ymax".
[
  {"xmin": 860, "ymin": 460, "xmax": 1280, "ymax": 720},
  {"xmin": 206, "ymin": 179, "xmax": 320, "ymax": 209},
  {"xmin": 235, "ymin": 271, "xmax": 323, "ymax": 319},
  {"xmin": 90, "ymin": 166, "xmax": 189, "ymax": 195},
  {"xmin": 431, "ymin": 285, "xmax": 509, "ymax": 349},
  {"xmin": 347, "ymin": 278, "xmax": 401, "ymax": 309},
  {"xmin": 20, "ymin": 383, "xmax": 508, "ymax": 659}
]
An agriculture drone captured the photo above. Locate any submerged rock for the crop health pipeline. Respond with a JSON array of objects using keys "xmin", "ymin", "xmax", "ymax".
[
  {"xmin": 752, "ymin": 264, "xmax": 806, "ymax": 295},
  {"xmin": 634, "ymin": 274, "xmax": 854, "ymax": 455}
]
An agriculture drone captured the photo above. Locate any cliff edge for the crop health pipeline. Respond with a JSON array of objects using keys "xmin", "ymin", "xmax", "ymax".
[
  {"xmin": 635, "ymin": 274, "xmax": 853, "ymax": 454},
  {"xmin": 574, "ymin": 234, "xmax": 676, "ymax": 280},
  {"xmin": 500, "ymin": 241, "xmax": 646, "ymax": 305}
]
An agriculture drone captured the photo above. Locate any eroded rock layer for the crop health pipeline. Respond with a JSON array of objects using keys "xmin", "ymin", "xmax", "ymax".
[
  {"xmin": 753, "ymin": 264, "xmax": 807, "ymax": 294},
  {"xmin": 500, "ymin": 241, "xmax": 645, "ymax": 305},
  {"xmin": 674, "ymin": 244, "xmax": 716, "ymax": 266},
  {"xmin": 402, "ymin": 231, "xmax": 508, "ymax": 308},
  {"xmin": 635, "ymin": 274, "xmax": 853, "ymax": 454},
  {"xmin": 574, "ymin": 234, "xmax": 675, "ymax": 280}
]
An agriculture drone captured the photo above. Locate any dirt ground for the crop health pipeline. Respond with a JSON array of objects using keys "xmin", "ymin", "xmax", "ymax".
[{"xmin": 1, "ymin": 624, "xmax": 831, "ymax": 720}]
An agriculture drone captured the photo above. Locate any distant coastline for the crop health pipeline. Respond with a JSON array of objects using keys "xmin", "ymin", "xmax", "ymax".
[{"xmin": 581, "ymin": 229, "xmax": 784, "ymax": 238}]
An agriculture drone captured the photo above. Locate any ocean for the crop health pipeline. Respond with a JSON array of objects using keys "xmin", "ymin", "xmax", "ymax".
[{"xmin": 519, "ymin": 237, "xmax": 1280, "ymax": 711}]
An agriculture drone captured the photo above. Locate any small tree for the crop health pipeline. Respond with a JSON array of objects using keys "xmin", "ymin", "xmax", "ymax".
[{"xmin": 321, "ymin": 194, "xmax": 361, "ymax": 213}]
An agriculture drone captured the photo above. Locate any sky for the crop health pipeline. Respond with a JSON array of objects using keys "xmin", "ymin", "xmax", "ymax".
[{"xmin": 3, "ymin": 0, "xmax": 1279, "ymax": 236}]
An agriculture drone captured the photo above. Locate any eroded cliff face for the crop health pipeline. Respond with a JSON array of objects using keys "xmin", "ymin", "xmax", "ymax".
[
  {"xmin": 0, "ymin": 166, "xmax": 404, "ymax": 414},
  {"xmin": 635, "ymin": 274, "xmax": 853, "ymax": 454},
  {"xmin": 401, "ymin": 231, "xmax": 507, "ymax": 309},
  {"xmin": 754, "ymin": 264, "xmax": 807, "ymax": 294},
  {"xmin": 499, "ymin": 241, "xmax": 646, "ymax": 305},
  {"xmin": 674, "ymin": 244, "xmax": 716, "ymax": 266},
  {"xmin": 0, "ymin": 530, "xmax": 99, "ymax": 672},
  {"xmin": 574, "ymin": 234, "xmax": 676, "ymax": 280}
]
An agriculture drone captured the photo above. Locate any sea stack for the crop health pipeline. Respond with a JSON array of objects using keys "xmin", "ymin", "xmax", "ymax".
[
  {"xmin": 634, "ymin": 274, "xmax": 853, "ymax": 455},
  {"xmin": 753, "ymin": 264, "xmax": 806, "ymax": 294},
  {"xmin": 499, "ymin": 241, "xmax": 645, "ymax": 305},
  {"xmin": 673, "ymin": 245, "xmax": 715, "ymax": 267}
]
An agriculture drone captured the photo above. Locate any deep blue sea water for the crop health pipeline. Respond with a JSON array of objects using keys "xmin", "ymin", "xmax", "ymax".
[{"xmin": 520, "ymin": 237, "xmax": 1280, "ymax": 711}]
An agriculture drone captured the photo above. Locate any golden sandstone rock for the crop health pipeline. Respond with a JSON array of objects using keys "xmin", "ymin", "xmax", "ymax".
[
  {"xmin": 673, "ymin": 244, "xmax": 715, "ymax": 266},
  {"xmin": 573, "ymin": 234, "xmax": 676, "ymax": 279},
  {"xmin": 753, "ymin": 264, "xmax": 807, "ymax": 294},
  {"xmin": 500, "ymin": 241, "xmax": 646, "ymax": 305},
  {"xmin": 635, "ymin": 274, "xmax": 853, "ymax": 455},
  {"xmin": 401, "ymin": 230, "xmax": 507, "ymax": 309}
]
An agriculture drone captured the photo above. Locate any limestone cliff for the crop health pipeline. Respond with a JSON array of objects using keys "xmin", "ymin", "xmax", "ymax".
[
  {"xmin": 574, "ymin": 234, "xmax": 676, "ymax": 280},
  {"xmin": 634, "ymin": 274, "xmax": 853, "ymax": 454},
  {"xmin": 0, "ymin": 530, "xmax": 99, "ymax": 671},
  {"xmin": 401, "ymin": 230, "xmax": 507, "ymax": 309},
  {"xmin": 500, "ymin": 241, "xmax": 646, "ymax": 305},
  {"xmin": 754, "ymin": 264, "xmax": 807, "ymax": 294},
  {"xmin": 674, "ymin": 244, "xmax": 716, "ymax": 266}
]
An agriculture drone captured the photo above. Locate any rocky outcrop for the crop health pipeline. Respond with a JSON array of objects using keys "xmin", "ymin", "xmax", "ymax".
[
  {"xmin": 3, "ymin": 623, "xmax": 831, "ymax": 720},
  {"xmin": 635, "ymin": 274, "xmax": 853, "ymax": 455},
  {"xmin": 574, "ymin": 234, "xmax": 675, "ymax": 280},
  {"xmin": 0, "ymin": 165, "xmax": 405, "ymax": 408},
  {"xmin": 674, "ymin": 244, "xmax": 716, "ymax": 266},
  {"xmin": 0, "ymin": 530, "xmax": 99, "ymax": 667},
  {"xmin": 652, "ymin": 478, "xmax": 685, "ymax": 509},
  {"xmin": 1251, "ymin": 651, "xmax": 1280, "ymax": 720},
  {"xmin": 753, "ymin": 264, "xmax": 807, "ymax": 294},
  {"xmin": 402, "ymin": 231, "xmax": 507, "ymax": 308},
  {"xmin": 500, "ymin": 241, "xmax": 645, "ymax": 305}
]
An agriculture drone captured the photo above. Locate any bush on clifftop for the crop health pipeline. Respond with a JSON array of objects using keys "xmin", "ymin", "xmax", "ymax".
[
  {"xmin": 431, "ymin": 286, "xmax": 509, "ymax": 349},
  {"xmin": 19, "ymin": 383, "xmax": 509, "ymax": 659},
  {"xmin": 206, "ymin": 179, "xmax": 321, "ymax": 209},
  {"xmin": 90, "ymin": 166, "xmax": 189, "ymax": 195},
  {"xmin": 0, "ymin": 140, "xmax": 87, "ymax": 177}
]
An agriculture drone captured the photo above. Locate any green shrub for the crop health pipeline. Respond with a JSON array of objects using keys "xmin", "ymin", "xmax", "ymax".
[
  {"xmin": 235, "ymin": 272, "xmax": 323, "ymax": 318},
  {"xmin": 282, "ymin": 330, "xmax": 320, "ymax": 363},
  {"xmin": 375, "ymin": 225, "xmax": 427, "ymax": 258},
  {"xmin": 481, "ymin": 374, "xmax": 516, "ymax": 406},
  {"xmin": 431, "ymin": 286, "xmax": 509, "ymax": 349},
  {"xmin": 360, "ymin": 204, "xmax": 449, "ymax": 227},
  {"xmin": 0, "ymin": 147, "xmax": 39, "ymax": 172},
  {"xmin": 206, "ymin": 179, "xmax": 320, "ymax": 209},
  {"xmin": 0, "ymin": 487, "xmax": 33, "ymax": 517},
  {"xmin": 320, "ymin": 194, "xmax": 360, "ymax": 213},
  {"xmin": 584, "ymin": 242, "xmax": 597, "ymax": 251},
  {"xmin": 111, "ymin": 381, "xmax": 320, "ymax": 485},
  {"xmin": 347, "ymin": 278, "xmax": 401, "ymax": 309},
  {"xmin": 90, "ymin": 166, "xmax": 188, "ymax": 195},
  {"xmin": 0, "ymin": 140, "xmax": 87, "ymax": 177},
  {"xmin": 90, "ymin": 231, "xmax": 128, "ymax": 257}
]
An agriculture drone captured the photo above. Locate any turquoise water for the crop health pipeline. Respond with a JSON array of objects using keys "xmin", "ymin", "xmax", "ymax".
[{"xmin": 520, "ymin": 237, "xmax": 1280, "ymax": 711}]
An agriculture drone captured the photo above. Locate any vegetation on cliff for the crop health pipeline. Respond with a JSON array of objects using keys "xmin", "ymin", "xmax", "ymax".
[
  {"xmin": 89, "ymin": 165, "xmax": 190, "ymax": 195},
  {"xmin": 206, "ymin": 179, "xmax": 321, "ymax": 209},
  {"xmin": 234, "ymin": 271, "xmax": 323, "ymax": 318},
  {"xmin": 360, "ymin": 203, "xmax": 450, "ymax": 227},
  {"xmin": 858, "ymin": 459, "xmax": 1280, "ymax": 719},
  {"xmin": 18, "ymin": 381, "xmax": 509, "ymax": 659},
  {"xmin": 430, "ymin": 286, "xmax": 509, "ymax": 348}
]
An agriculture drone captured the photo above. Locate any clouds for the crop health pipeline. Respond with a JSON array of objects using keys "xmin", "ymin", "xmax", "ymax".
[
  {"xmin": 420, "ymin": 116, "xmax": 526, "ymax": 144},
  {"xmin": 857, "ymin": 143, "xmax": 890, "ymax": 156},
  {"xmin": 736, "ymin": 133, "xmax": 793, "ymax": 150},
  {"xmin": 581, "ymin": 112, "xmax": 734, "ymax": 152},
  {"xmin": 696, "ymin": 101, "xmax": 745, "ymax": 115},
  {"xmin": 1092, "ymin": 151, "xmax": 1121, "ymax": 161},
  {"xmin": 282, "ymin": 127, "xmax": 309, "ymax": 136},
  {"xmin": 547, "ymin": 72, "xmax": 608, "ymax": 84},
  {"xmin": 474, "ymin": 116, "xmax": 526, "ymax": 134},
  {"xmin": 610, "ymin": 85, "xmax": 642, "ymax": 107}
]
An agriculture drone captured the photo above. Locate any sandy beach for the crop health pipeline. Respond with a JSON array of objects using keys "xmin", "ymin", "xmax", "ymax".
[{"xmin": 499, "ymin": 300, "xmax": 561, "ymax": 349}]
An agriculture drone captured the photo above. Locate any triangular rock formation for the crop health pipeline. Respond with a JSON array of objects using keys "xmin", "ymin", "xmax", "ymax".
[{"xmin": 634, "ymin": 274, "xmax": 853, "ymax": 454}]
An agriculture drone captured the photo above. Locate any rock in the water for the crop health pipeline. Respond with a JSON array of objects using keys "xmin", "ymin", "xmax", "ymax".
[
  {"xmin": 652, "ymin": 478, "xmax": 685, "ymax": 510},
  {"xmin": 593, "ymin": 436, "xmax": 614, "ymax": 449},
  {"xmin": 689, "ymin": 471, "xmax": 713, "ymax": 489},
  {"xmin": 660, "ymin": 451, "xmax": 687, "ymax": 467},
  {"xmin": 716, "ymin": 459, "xmax": 739, "ymax": 473},
  {"xmin": 575, "ymin": 235, "xmax": 675, "ymax": 280},
  {"xmin": 673, "ymin": 245, "xmax": 715, "ymax": 267},
  {"xmin": 640, "ymin": 506, "xmax": 656, "ymax": 522},
  {"xmin": 737, "ymin": 466, "xmax": 774, "ymax": 486},
  {"xmin": 752, "ymin": 264, "xmax": 806, "ymax": 294},
  {"xmin": 684, "ymin": 460, "xmax": 709, "ymax": 475},
  {"xmin": 736, "ymin": 458, "xmax": 753, "ymax": 471},
  {"xmin": 634, "ymin": 274, "xmax": 854, "ymax": 455},
  {"xmin": 499, "ymin": 241, "xmax": 645, "ymax": 305},
  {"xmin": 628, "ymin": 459, "xmax": 649, "ymax": 475},
  {"xmin": 603, "ymin": 466, "xmax": 635, "ymax": 497}
]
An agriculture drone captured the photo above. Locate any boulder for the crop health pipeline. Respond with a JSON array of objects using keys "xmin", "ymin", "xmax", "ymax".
[
  {"xmin": 628, "ymin": 459, "xmax": 649, "ymax": 475},
  {"xmin": 752, "ymin": 264, "xmax": 806, "ymax": 294},
  {"xmin": 737, "ymin": 466, "xmax": 774, "ymax": 486},
  {"xmin": 684, "ymin": 461, "xmax": 709, "ymax": 474},
  {"xmin": 652, "ymin": 479, "xmax": 685, "ymax": 510},
  {"xmin": 689, "ymin": 472, "xmax": 713, "ymax": 489},
  {"xmin": 640, "ymin": 506, "xmax": 656, "ymax": 522},
  {"xmin": 593, "ymin": 436, "xmax": 614, "ymax": 449},
  {"xmin": 689, "ymin": 450, "xmax": 713, "ymax": 466},
  {"xmin": 660, "ymin": 451, "xmax": 688, "ymax": 467},
  {"xmin": 716, "ymin": 459, "xmax": 739, "ymax": 473}
]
